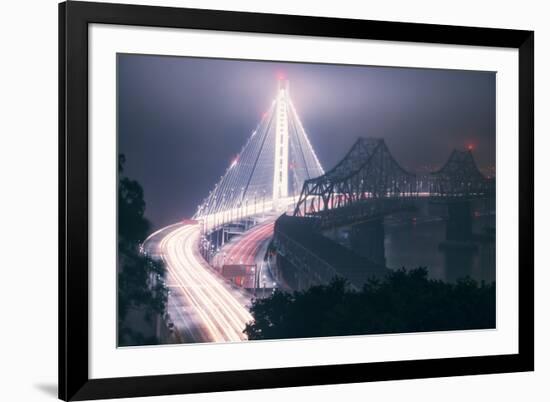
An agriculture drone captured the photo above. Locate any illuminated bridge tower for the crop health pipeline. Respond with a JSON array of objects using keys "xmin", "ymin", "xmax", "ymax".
[
  {"xmin": 195, "ymin": 79, "xmax": 324, "ymax": 226},
  {"xmin": 273, "ymin": 80, "xmax": 290, "ymax": 206}
]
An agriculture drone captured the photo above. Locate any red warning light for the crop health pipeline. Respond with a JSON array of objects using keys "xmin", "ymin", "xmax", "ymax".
[
  {"xmin": 276, "ymin": 71, "xmax": 286, "ymax": 80},
  {"xmin": 467, "ymin": 144, "xmax": 474, "ymax": 151},
  {"xmin": 262, "ymin": 112, "xmax": 268, "ymax": 119}
]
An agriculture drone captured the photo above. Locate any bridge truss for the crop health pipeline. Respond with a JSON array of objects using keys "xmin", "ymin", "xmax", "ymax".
[
  {"xmin": 429, "ymin": 149, "xmax": 494, "ymax": 197},
  {"xmin": 293, "ymin": 138, "xmax": 417, "ymax": 218}
]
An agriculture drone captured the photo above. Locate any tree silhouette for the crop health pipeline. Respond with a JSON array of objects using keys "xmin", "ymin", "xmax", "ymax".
[
  {"xmin": 244, "ymin": 268, "xmax": 495, "ymax": 340},
  {"xmin": 118, "ymin": 154, "xmax": 168, "ymax": 346}
]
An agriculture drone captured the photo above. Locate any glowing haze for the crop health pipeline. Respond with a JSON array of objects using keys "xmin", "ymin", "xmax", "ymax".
[{"xmin": 118, "ymin": 54, "xmax": 496, "ymax": 229}]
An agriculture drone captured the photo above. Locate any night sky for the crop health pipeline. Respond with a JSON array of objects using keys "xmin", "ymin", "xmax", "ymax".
[{"xmin": 118, "ymin": 54, "xmax": 496, "ymax": 230}]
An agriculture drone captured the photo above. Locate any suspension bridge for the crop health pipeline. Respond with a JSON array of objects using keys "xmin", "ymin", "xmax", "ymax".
[
  {"xmin": 194, "ymin": 79, "xmax": 324, "ymax": 232},
  {"xmin": 143, "ymin": 79, "xmax": 494, "ymax": 343}
]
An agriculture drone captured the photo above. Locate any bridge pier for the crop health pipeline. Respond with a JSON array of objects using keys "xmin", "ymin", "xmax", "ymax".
[
  {"xmin": 348, "ymin": 218, "xmax": 386, "ymax": 267},
  {"xmin": 445, "ymin": 201, "xmax": 473, "ymax": 243}
]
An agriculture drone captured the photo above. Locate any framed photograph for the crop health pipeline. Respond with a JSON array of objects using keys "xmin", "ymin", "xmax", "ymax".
[{"xmin": 59, "ymin": 1, "xmax": 534, "ymax": 400}]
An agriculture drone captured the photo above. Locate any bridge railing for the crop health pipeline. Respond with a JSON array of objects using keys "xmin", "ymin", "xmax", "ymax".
[{"xmin": 197, "ymin": 196, "xmax": 298, "ymax": 233}]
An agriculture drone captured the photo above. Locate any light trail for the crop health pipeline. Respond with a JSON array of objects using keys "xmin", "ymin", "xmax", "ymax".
[
  {"xmin": 222, "ymin": 222, "xmax": 275, "ymax": 266},
  {"xmin": 159, "ymin": 223, "xmax": 253, "ymax": 343}
]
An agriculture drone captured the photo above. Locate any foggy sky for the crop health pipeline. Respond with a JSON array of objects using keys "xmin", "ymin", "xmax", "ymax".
[{"xmin": 118, "ymin": 54, "xmax": 496, "ymax": 230}]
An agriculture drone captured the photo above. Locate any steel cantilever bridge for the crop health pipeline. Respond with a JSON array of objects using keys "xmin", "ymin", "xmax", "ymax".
[
  {"xmin": 293, "ymin": 138, "xmax": 493, "ymax": 224},
  {"xmin": 144, "ymin": 80, "xmax": 494, "ymax": 344}
]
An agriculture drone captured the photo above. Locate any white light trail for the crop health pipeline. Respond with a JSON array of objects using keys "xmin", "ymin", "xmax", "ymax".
[{"xmin": 159, "ymin": 223, "xmax": 253, "ymax": 343}]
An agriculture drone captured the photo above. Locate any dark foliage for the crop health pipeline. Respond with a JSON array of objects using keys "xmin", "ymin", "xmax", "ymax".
[
  {"xmin": 245, "ymin": 268, "xmax": 495, "ymax": 340},
  {"xmin": 118, "ymin": 154, "xmax": 168, "ymax": 346},
  {"xmin": 118, "ymin": 154, "xmax": 150, "ymax": 247}
]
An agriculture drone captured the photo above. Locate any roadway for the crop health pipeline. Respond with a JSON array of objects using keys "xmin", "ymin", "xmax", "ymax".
[
  {"xmin": 214, "ymin": 219, "xmax": 278, "ymax": 293},
  {"xmin": 144, "ymin": 222, "xmax": 253, "ymax": 343},
  {"xmin": 215, "ymin": 221, "xmax": 274, "ymax": 266}
]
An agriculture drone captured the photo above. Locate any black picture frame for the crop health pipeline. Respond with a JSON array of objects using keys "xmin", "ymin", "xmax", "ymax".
[{"xmin": 59, "ymin": 1, "xmax": 534, "ymax": 400}]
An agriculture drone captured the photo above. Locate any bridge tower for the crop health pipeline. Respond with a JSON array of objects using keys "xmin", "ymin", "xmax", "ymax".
[
  {"xmin": 195, "ymin": 78, "xmax": 324, "ymax": 228},
  {"xmin": 273, "ymin": 79, "xmax": 290, "ymax": 207},
  {"xmin": 429, "ymin": 148, "xmax": 494, "ymax": 246}
]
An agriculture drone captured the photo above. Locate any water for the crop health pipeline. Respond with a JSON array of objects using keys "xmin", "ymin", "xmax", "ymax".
[{"xmin": 385, "ymin": 214, "xmax": 496, "ymax": 284}]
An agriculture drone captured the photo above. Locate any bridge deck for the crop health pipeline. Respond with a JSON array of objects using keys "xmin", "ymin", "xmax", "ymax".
[{"xmin": 275, "ymin": 214, "xmax": 388, "ymax": 290}]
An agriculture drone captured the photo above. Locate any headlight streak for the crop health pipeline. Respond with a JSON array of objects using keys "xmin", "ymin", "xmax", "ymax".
[
  {"xmin": 159, "ymin": 224, "xmax": 253, "ymax": 343},
  {"xmin": 223, "ymin": 222, "xmax": 275, "ymax": 266}
]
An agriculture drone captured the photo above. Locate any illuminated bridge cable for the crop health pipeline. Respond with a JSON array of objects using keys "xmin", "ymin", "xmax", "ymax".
[
  {"xmin": 241, "ymin": 106, "xmax": 275, "ymax": 205},
  {"xmin": 195, "ymin": 80, "xmax": 324, "ymax": 224},
  {"xmin": 289, "ymin": 110, "xmax": 310, "ymax": 181}
]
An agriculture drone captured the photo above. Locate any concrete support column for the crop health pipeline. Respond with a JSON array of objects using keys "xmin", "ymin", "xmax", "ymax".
[
  {"xmin": 349, "ymin": 218, "xmax": 386, "ymax": 267},
  {"xmin": 446, "ymin": 201, "xmax": 473, "ymax": 242}
]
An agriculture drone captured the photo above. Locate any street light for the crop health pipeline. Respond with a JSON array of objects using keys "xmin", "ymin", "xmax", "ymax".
[
  {"xmin": 230, "ymin": 189, "xmax": 234, "ymax": 222},
  {"xmin": 240, "ymin": 186, "xmax": 245, "ymax": 223},
  {"xmin": 244, "ymin": 198, "xmax": 249, "ymax": 228}
]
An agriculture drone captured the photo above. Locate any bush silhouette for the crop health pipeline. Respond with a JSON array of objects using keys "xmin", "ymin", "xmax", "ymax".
[
  {"xmin": 118, "ymin": 154, "xmax": 168, "ymax": 346},
  {"xmin": 245, "ymin": 268, "xmax": 495, "ymax": 340}
]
